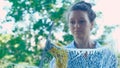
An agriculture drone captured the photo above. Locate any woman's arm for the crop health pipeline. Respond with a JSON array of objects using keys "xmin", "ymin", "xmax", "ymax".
[{"xmin": 49, "ymin": 58, "xmax": 56, "ymax": 68}]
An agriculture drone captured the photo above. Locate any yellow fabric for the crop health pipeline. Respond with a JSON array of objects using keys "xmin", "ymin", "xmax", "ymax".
[{"xmin": 49, "ymin": 46, "xmax": 68, "ymax": 68}]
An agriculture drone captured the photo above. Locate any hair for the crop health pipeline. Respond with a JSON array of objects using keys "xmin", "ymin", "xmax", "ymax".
[{"xmin": 67, "ymin": 1, "xmax": 96, "ymax": 22}]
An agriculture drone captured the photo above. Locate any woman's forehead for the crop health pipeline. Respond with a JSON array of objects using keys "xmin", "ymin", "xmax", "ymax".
[{"xmin": 69, "ymin": 10, "xmax": 88, "ymax": 19}]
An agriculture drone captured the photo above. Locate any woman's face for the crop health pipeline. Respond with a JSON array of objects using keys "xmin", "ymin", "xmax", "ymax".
[{"xmin": 68, "ymin": 10, "xmax": 94, "ymax": 39}]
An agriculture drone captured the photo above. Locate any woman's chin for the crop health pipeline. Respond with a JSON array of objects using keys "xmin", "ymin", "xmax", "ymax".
[{"xmin": 74, "ymin": 35, "xmax": 83, "ymax": 39}]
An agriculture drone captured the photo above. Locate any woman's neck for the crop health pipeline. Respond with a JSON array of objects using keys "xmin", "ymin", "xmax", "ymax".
[{"xmin": 74, "ymin": 37, "xmax": 94, "ymax": 49}]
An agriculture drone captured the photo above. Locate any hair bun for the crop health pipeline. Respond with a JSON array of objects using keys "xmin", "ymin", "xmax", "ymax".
[
  {"xmin": 77, "ymin": 1, "xmax": 92, "ymax": 9},
  {"xmin": 85, "ymin": 2, "xmax": 92, "ymax": 8}
]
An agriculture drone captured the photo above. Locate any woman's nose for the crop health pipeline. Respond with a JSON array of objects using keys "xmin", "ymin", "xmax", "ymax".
[{"xmin": 74, "ymin": 22, "xmax": 80, "ymax": 28}]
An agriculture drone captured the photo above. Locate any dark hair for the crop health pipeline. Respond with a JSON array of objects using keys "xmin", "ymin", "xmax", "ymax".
[{"xmin": 68, "ymin": 1, "xmax": 96, "ymax": 22}]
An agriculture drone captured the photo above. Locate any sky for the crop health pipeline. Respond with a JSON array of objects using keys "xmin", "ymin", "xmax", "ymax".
[
  {"xmin": 0, "ymin": 0, "xmax": 120, "ymax": 52},
  {"xmin": 0, "ymin": 0, "xmax": 13, "ymax": 34},
  {"xmin": 94, "ymin": 0, "xmax": 120, "ymax": 52},
  {"xmin": 94, "ymin": 0, "xmax": 120, "ymax": 26}
]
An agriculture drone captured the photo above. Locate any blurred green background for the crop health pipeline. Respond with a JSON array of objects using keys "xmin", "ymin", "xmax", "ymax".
[{"xmin": 0, "ymin": 0, "xmax": 120, "ymax": 68}]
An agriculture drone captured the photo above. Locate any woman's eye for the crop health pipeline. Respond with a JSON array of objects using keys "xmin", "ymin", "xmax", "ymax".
[
  {"xmin": 79, "ymin": 20, "xmax": 85, "ymax": 24},
  {"xmin": 70, "ymin": 21, "xmax": 75, "ymax": 24}
]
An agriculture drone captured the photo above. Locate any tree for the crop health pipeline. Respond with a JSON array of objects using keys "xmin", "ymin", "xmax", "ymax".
[{"xmin": 1, "ymin": 0, "xmax": 74, "ymax": 67}]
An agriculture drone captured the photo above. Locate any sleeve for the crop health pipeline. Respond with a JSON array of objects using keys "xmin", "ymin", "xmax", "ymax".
[
  {"xmin": 101, "ymin": 46, "xmax": 118, "ymax": 68},
  {"xmin": 49, "ymin": 58, "xmax": 56, "ymax": 68},
  {"xmin": 109, "ymin": 51, "xmax": 118, "ymax": 68}
]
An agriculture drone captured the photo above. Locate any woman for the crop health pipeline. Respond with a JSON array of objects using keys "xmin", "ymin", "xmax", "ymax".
[{"xmin": 49, "ymin": 1, "xmax": 117, "ymax": 68}]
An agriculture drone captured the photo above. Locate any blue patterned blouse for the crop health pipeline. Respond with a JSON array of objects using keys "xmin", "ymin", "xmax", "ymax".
[{"xmin": 49, "ymin": 41, "xmax": 118, "ymax": 68}]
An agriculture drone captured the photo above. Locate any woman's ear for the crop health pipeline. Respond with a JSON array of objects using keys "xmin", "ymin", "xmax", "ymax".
[{"xmin": 90, "ymin": 22, "xmax": 94, "ymax": 30}]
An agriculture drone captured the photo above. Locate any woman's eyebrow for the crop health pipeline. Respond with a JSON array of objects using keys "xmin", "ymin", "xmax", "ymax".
[{"xmin": 79, "ymin": 17, "xmax": 85, "ymax": 19}]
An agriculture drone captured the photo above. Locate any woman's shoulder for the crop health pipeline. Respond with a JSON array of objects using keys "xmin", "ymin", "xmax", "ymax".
[
  {"xmin": 65, "ymin": 40, "xmax": 101, "ymax": 48},
  {"xmin": 65, "ymin": 41, "xmax": 76, "ymax": 48}
]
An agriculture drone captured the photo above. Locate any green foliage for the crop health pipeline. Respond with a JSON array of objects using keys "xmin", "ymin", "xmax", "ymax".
[
  {"xmin": 63, "ymin": 34, "xmax": 73, "ymax": 44},
  {"xmin": 33, "ymin": 19, "xmax": 43, "ymax": 30},
  {"xmin": 0, "ymin": 34, "xmax": 40, "ymax": 65},
  {"xmin": 96, "ymin": 25, "xmax": 119, "ymax": 45},
  {"xmin": 2, "ymin": 0, "xmax": 73, "ymax": 67}
]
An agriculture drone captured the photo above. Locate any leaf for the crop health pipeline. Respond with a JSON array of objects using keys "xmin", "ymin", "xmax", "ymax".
[
  {"xmin": 63, "ymin": 34, "xmax": 73, "ymax": 43},
  {"xmin": 33, "ymin": 19, "xmax": 43, "ymax": 30}
]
